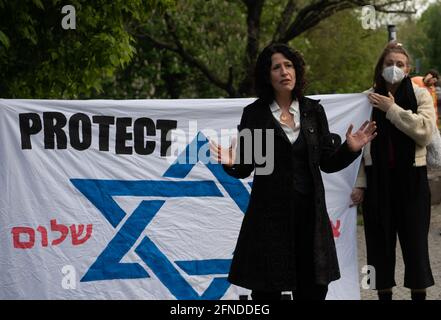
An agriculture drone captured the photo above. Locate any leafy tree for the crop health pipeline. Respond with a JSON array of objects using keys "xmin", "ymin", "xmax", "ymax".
[
  {"xmin": 0, "ymin": 0, "xmax": 418, "ymax": 99},
  {"xmin": 134, "ymin": 0, "xmax": 416, "ymax": 98},
  {"xmin": 0, "ymin": 0, "xmax": 174, "ymax": 98},
  {"xmin": 290, "ymin": 9, "xmax": 388, "ymax": 94},
  {"xmin": 401, "ymin": 1, "xmax": 441, "ymax": 75}
]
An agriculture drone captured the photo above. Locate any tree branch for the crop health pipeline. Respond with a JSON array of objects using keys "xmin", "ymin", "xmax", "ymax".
[
  {"xmin": 238, "ymin": 0, "xmax": 265, "ymax": 96},
  {"xmin": 278, "ymin": 0, "xmax": 353, "ymax": 43},
  {"xmin": 277, "ymin": 0, "xmax": 414, "ymax": 43},
  {"xmin": 136, "ymin": 14, "xmax": 238, "ymax": 97},
  {"xmin": 136, "ymin": 32, "xmax": 178, "ymax": 52},
  {"xmin": 132, "ymin": 0, "xmax": 416, "ymax": 98},
  {"xmin": 163, "ymin": 14, "xmax": 239, "ymax": 96},
  {"xmin": 272, "ymin": 0, "xmax": 297, "ymax": 42},
  {"xmin": 373, "ymin": 0, "xmax": 416, "ymax": 14}
]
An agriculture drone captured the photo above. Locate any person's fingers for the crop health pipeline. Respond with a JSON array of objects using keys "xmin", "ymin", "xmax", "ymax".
[
  {"xmin": 209, "ymin": 144, "xmax": 219, "ymax": 154},
  {"xmin": 209, "ymin": 149, "xmax": 220, "ymax": 162},
  {"xmin": 368, "ymin": 97, "xmax": 377, "ymax": 104},
  {"xmin": 351, "ymin": 192, "xmax": 359, "ymax": 202},
  {"xmin": 209, "ymin": 141, "xmax": 224, "ymax": 162},
  {"xmin": 364, "ymin": 121, "xmax": 377, "ymax": 134},
  {"xmin": 350, "ymin": 189, "xmax": 360, "ymax": 207},
  {"xmin": 358, "ymin": 120, "xmax": 369, "ymax": 133},
  {"xmin": 366, "ymin": 132, "xmax": 378, "ymax": 143},
  {"xmin": 350, "ymin": 199, "xmax": 360, "ymax": 207},
  {"xmin": 209, "ymin": 138, "xmax": 237, "ymax": 164},
  {"xmin": 346, "ymin": 124, "xmax": 354, "ymax": 137},
  {"xmin": 388, "ymin": 92, "xmax": 394, "ymax": 100},
  {"xmin": 350, "ymin": 188, "xmax": 365, "ymax": 205},
  {"xmin": 209, "ymin": 143, "xmax": 218, "ymax": 155},
  {"xmin": 368, "ymin": 123, "xmax": 377, "ymax": 135},
  {"xmin": 209, "ymin": 142, "xmax": 221, "ymax": 158},
  {"xmin": 209, "ymin": 139, "xmax": 218, "ymax": 148},
  {"xmin": 369, "ymin": 93, "xmax": 381, "ymax": 101},
  {"xmin": 370, "ymin": 99, "xmax": 379, "ymax": 107},
  {"xmin": 230, "ymin": 136, "xmax": 237, "ymax": 149},
  {"xmin": 209, "ymin": 149, "xmax": 218, "ymax": 158}
]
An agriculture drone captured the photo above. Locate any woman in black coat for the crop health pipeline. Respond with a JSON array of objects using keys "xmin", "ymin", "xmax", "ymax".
[{"xmin": 210, "ymin": 43, "xmax": 377, "ymax": 300}]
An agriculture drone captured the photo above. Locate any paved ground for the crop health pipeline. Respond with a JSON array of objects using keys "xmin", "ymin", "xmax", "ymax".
[{"xmin": 358, "ymin": 169, "xmax": 441, "ymax": 300}]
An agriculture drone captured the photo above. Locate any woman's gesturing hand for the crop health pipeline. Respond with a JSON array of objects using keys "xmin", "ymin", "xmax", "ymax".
[
  {"xmin": 209, "ymin": 136, "xmax": 237, "ymax": 167},
  {"xmin": 346, "ymin": 120, "xmax": 377, "ymax": 152}
]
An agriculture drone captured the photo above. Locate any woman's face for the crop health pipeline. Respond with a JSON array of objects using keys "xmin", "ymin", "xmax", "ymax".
[
  {"xmin": 270, "ymin": 53, "xmax": 296, "ymax": 96},
  {"xmin": 383, "ymin": 52, "xmax": 410, "ymax": 75}
]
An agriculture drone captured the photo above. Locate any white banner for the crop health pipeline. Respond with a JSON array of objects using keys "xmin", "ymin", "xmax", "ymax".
[{"xmin": 0, "ymin": 95, "xmax": 371, "ymax": 300}]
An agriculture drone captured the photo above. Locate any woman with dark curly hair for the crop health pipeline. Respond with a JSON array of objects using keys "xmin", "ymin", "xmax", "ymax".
[{"xmin": 210, "ymin": 43, "xmax": 377, "ymax": 300}]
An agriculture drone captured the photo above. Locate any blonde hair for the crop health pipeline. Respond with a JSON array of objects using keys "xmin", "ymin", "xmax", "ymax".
[{"xmin": 373, "ymin": 41, "xmax": 412, "ymax": 89}]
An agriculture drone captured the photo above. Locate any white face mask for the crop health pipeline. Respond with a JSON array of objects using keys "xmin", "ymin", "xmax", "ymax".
[{"xmin": 382, "ymin": 65, "xmax": 406, "ymax": 84}]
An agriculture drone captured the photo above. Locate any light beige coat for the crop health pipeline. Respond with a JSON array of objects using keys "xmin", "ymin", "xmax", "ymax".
[{"xmin": 355, "ymin": 83, "xmax": 436, "ymax": 188}]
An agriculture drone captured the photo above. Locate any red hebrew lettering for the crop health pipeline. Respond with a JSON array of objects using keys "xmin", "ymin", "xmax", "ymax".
[
  {"xmin": 36, "ymin": 226, "xmax": 48, "ymax": 247},
  {"xmin": 70, "ymin": 224, "xmax": 93, "ymax": 245},
  {"xmin": 12, "ymin": 219, "xmax": 93, "ymax": 248},
  {"xmin": 50, "ymin": 219, "xmax": 69, "ymax": 245},
  {"xmin": 11, "ymin": 227, "xmax": 35, "ymax": 249},
  {"xmin": 331, "ymin": 219, "xmax": 341, "ymax": 238}
]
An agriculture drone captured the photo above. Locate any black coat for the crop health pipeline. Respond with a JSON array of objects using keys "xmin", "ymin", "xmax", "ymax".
[{"xmin": 223, "ymin": 97, "xmax": 361, "ymax": 291}]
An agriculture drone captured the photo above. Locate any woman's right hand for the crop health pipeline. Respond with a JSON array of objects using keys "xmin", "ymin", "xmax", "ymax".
[
  {"xmin": 350, "ymin": 187, "xmax": 365, "ymax": 208},
  {"xmin": 209, "ymin": 137, "xmax": 237, "ymax": 167}
]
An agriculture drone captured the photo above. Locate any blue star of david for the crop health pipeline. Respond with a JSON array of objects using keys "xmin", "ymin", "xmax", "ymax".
[{"xmin": 71, "ymin": 132, "xmax": 251, "ymax": 299}]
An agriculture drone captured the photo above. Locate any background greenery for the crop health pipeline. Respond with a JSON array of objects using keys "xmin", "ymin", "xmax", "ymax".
[{"xmin": 0, "ymin": 0, "xmax": 439, "ymax": 99}]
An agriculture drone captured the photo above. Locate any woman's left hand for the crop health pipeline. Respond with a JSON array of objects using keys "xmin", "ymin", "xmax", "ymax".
[
  {"xmin": 345, "ymin": 121, "xmax": 377, "ymax": 152},
  {"xmin": 368, "ymin": 92, "xmax": 395, "ymax": 112}
]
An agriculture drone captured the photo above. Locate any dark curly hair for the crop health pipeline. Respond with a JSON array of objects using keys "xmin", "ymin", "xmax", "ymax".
[{"xmin": 254, "ymin": 43, "xmax": 306, "ymax": 104}]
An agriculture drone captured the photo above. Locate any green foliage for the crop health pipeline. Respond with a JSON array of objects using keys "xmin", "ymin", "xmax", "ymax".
[
  {"xmin": 94, "ymin": 0, "xmax": 247, "ymax": 98},
  {"xmin": 100, "ymin": 1, "xmax": 391, "ymax": 98},
  {"xmin": 0, "ymin": 0, "xmax": 419, "ymax": 99},
  {"xmin": 0, "ymin": 0, "xmax": 174, "ymax": 98},
  {"xmin": 290, "ymin": 9, "xmax": 388, "ymax": 94},
  {"xmin": 401, "ymin": 2, "xmax": 441, "ymax": 76}
]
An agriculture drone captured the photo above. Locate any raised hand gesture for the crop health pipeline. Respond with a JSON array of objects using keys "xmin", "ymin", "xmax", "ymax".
[
  {"xmin": 346, "ymin": 121, "xmax": 377, "ymax": 152},
  {"xmin": 209, "ymin": 136, "xmax": 237, "ymax": 167}
]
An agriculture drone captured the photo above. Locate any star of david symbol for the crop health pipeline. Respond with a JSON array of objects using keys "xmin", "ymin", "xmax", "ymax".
[{"xmin": 71, "ymin": 132, "xmax": 251, "ymax": 299}]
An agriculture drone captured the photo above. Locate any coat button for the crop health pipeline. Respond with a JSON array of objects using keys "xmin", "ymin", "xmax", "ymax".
[{"xmin": 308, "ymin": 128, "xmax": 315, "ymax": 133}]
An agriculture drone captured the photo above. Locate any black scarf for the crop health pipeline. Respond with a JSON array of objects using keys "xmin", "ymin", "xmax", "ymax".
[
  {"xmin": 371, "ymin": 76, "xmax": 417, "ymax": 168},
  {"xmin": 366, "ymin": 76, "xmax": 418, "ymax": 237}
]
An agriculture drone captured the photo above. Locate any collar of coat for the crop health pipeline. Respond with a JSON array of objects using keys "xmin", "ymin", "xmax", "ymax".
[
  {"xmin": 253, "ymin": 96, "xmax": 320, "ymax": 114},
  {"xmin": 247, "ymin": 96, "xmax": 321, "ymax": 144}
]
